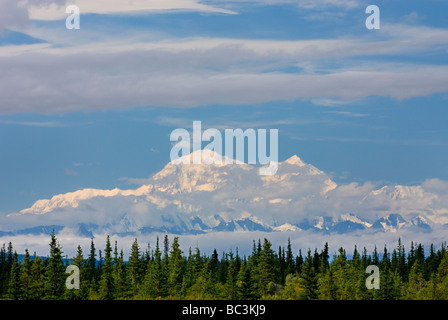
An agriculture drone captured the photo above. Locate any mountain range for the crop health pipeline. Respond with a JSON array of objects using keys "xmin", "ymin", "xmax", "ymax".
[{"xmin": 1, "ymin": 150, "xmax": 447, "ymax": 238}]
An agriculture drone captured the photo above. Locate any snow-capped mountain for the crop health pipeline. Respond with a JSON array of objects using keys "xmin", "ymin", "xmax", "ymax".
[{"xmin": 2, "ymin": 150, "xmax": 447, "ymax": 238}]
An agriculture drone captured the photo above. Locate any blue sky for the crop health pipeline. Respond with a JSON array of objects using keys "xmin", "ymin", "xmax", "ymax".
[{"xmin": 1, "ymin": 0, "xmax": 448, "ymax": 213}]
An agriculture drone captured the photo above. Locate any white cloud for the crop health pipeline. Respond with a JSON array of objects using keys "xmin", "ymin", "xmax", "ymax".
[
  {"xmin": 291, "ymin": 135, "xmax": 448, "ymax": 147},
  {"xmin": 2, "ymin": 20, "xmax": 448, "ymax": 114},
  {"xmin": 28, "ymin": 0, "xmax": 236, "ymax": 20},
  {"xmin": 0, "ymin": 0, "xmax": 69, "ymax": 32},
  {"xmin": 322, "ymin": 111, "xmax": 369, "ymax": 117},
  {"xmin": 0, "ymin": 0, "xmax": 235, "ymax": 32},
  {"xmin": 422, "ymin": 178, "xmax": 448, "ymax": 194},
  {"xmin": 0, "ymin": 0, "xmax": 30, "ymax": 32},
  {"xmin": 2, "ymin": 57, "xmax": 448, "ymax": 114},
  {"xmin": 0, "ymin": 119, "xmax": 64, "ymax": 127},
  {"xmin": 206, "ymin": 0, "xmax": 362, "ymax": 10}
]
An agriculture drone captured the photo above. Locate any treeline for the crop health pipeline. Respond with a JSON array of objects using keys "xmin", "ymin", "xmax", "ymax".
[{"xmin": 1, "ymin": 232, "xmax": 448, "ymax": 300}]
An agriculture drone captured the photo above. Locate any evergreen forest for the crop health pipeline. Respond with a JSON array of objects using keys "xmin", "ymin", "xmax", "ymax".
[{"xmin": 2, "ymin": 231, "xmax": 448, "ymax": 300}]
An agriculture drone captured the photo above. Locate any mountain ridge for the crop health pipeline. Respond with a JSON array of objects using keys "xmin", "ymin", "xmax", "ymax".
[{"xmin": 3, "ymin": 150, "xmax": 447, "ymax": 238}]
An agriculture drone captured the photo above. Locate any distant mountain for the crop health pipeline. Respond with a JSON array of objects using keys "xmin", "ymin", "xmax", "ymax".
[
  {"xmin": 371, "ymin": 214, "xmax": 407, "ymax": 232},
  {"xmin": 2, "ymin": 150, "xmax": 446, "ymax": 238}
]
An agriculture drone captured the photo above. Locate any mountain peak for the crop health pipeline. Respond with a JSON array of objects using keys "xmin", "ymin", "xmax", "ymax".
[
  {"xmin": 172, "ymin": 150, "xmax": 244, "ymax": 166},
  {"xmin": 284, "ymin": 155, "xmax": 306, "ymax": 166}
]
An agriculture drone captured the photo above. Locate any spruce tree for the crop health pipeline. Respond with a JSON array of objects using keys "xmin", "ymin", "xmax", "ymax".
[
  {"xmin": 142, "ymin": 237, "xmax": 163, "ymax": 298},
  {"xmin": 182, "ymin": 246, "xmax": 203, "ymax": 297},
  {"xmin": 167, "ymin": 237, "xmax": 184, "ymax": 296},
  {"xmin": 396, "ymin": 238, "xmax": 407, "ymax": 281},
  {"xmin": 425, "ymin": 244, "xmax": 439, "ymax": 280},
  {"xmin": 30, "ymin": 256, "xmax": 45, "ymax": 300},
  {"xmin": 210, "ymin": 249, "xmax": 219, "ymax": 282},
  {"xmin": 405, "ymin": 260, "xmax": 425, "ymax": 299},
  {"xmin": 44, "ymin": 231, "xmax": 66, "ymax": 300},
  {"xmin": 320, "ymin": 242, "xmax": 330, "ymax": 272},
  {"xmin": 299, "ymin": 249, "xmax": 318, "ymax": 300},
  {"xmin": 160, "ymin": 238, "xmax": 170, "ymax": 297},
  {"xmin": 346, "ymin": 245, "xmax": 366, "ymax": 300},
  {"xmin": 200, "ymin": 260, "xmax": 217, "ymax": 299},
  {"xmin": 285, "ymin": 238, "xmax": 295, "ymax": 277},
  {"xmin": 8, "ymin": 252, "xmax": 22, "ymax": 300},
  {"xmin": 70, "ymin": 245, "xmax": 87, "ymax": 300},
  {"xmin": 86, "ymin": 238, "xmax": 97, "ymax": 295},
  {"xmin": 295, "ymin": 249, "xmax": 303, "ymax": 274},
  {"xmin": 435, "ymin": 251, "xmax": 448, "ymax": 299},
  {"xmin": 127, "ymin": 238, "xmax": 142, "ymax": 295},
  {"xmin": 331, "ymin": 247, "xmax": 348, "ymax": 299},
  {"xmin": 1, "ymin": 242, "xmax": 14, "ymax": 297},
  {"xmin": 20, "ymin": 249, "xmax": 33, "ymax": 300},
  {"xmin": 163, "ymin": 235, "xmax": 170, "ymax": 257},
  {"xmin": 0, "ymin": 244, "xmax": 7, "ymax": 297},
  {"xmin": 375, "ymin": 245, "xmax": 398, "ymax": 300},
  {"xmin": 278, "ymin": 246, "xmax": 286, "ymax": 284},
  {"xmin": 113, "ymin": 249, "xmax": 128, "ymax": 299},
  {"xmin": 256, "ymin": 239, "xmax": 277, "ymax": 296},
  {"xmin": 99, "ymin": 235, "xmax": 114, "ymax": 300},
  {"xmin": 6, "ymin": 242, "xmax": 13, "ymax": 270},
  {"xmin": 317, "ymin": 268, "xmax": 337, "ymax": 300},
  {"xmin": 218, "ymin": 252, "xmax": 229, "ymax": 284},
  {"xmin": 225, "ymin": 251, "xmax": 238, "ymax": 299},
  {"xmin": 236, "ymin": 262, "xmax": 255, "ymax": 300}
]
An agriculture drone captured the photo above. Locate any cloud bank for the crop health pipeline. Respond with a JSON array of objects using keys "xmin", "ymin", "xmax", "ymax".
[{"xmin": 2, "ymin": 23, "xmax": 448, "ymax": 114}]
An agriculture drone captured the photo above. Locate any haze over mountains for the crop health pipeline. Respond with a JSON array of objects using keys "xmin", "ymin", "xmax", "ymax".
[{"xmin": 2, "ymin": 150, "xmax": 448, "ymax": 242}]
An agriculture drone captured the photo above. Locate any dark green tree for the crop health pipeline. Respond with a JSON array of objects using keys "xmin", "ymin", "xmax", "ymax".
[
  {"xmin": 29, "ymin": 256, "xmax": 45, "ymax": 300},
  {"xmin": 331, "ymin": 247, "xmax": 348, "ymax": 299},
  {"xmin": 167, "ymin": 237, "xmax": 184, "ymax": 296},
  {"xmin": 225, "ymin": 251, "xmax": 238, "ymax": 299},
  {"xmin": 86, "ymin": 238, "xmax": 98, "ymax": 296},
  {"xmin": 8, "ymin": 252, "xmax": 22, "ymax": 300},
  {"xmin": 0, "ymin": 244, "xmax": 7, "ymax": 297},
  {"xmin": 142, "ymin": 237, "xmax": 163, "ymax": 298},
  {"xmin": 317, "ymin": 268, "xmax": 337, "ymax": 300},
  {"xmin": 285, "ymin": 238, "xmax": 295, "ymax": 277},
  {"xmin": 127, "ymin": 238, "xmax": 142, "ymax": 295},
  {"xmin": 70, "ymin": 245, "xmax": 87, "ymax": 300},
  {"xmin": 299, "ymin": 249, "xmax": 318, "ymax": 300},
  {"xmin": 99, "ymin": 235, "xmax": 114, "ymax": 300},
  {"xmin": 405, "ymin": 260, "xmax": 425, "ymax": 299},
  {"xmin": 113, "ymin": 249, "xmax": 128, "ymax": 299},
  {"xmin": 44, "ymin": 231, "xmax": 66, "ymax": 299},
  {"xmin": 256, "ymin": 239, "xmax": 278, "ymax": 296},
  {"xmin": 295, "ymin": 249, "xmax": 304, "ymax": 274},
  {"xmin": 20, "ymin": 249, "xmax": 33, "ymax": 300},
  {"xmin": 236, "ymin": 262, "xmax": 255, "ymax": 300}
]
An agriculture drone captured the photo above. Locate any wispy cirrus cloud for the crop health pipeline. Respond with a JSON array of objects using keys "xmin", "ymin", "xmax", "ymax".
[
  {"xmin": 291, "ymin": 135, "xmax": 448, "ymax": 147},
  {"xmin": 2, "ymin": 52, "xmax": 448, "ymax": 114},
  {"xmin": 29, "ymin": 0, "xmax": 237, "ymax": 20},
  {"xmin": 1, "ymin": 0, "xmax": 235, "ymax": 32},
  {"xmin": 206, "ymin": 0, "xmax": 363, "ymax": 10},
  {"xmin": 323, "ymin": 111, "xmax": 369, "ymax": 118},
  {"xmin": 0, "ymin": 0, "xmax": 69, "ymax": 32},
  {"xmin": 2, "ymin": 0, "xmax": 448, "ymax": 115},
  {"xmin": 0, "ymin": 119, "xmax": 64, "ymax": 127}
]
